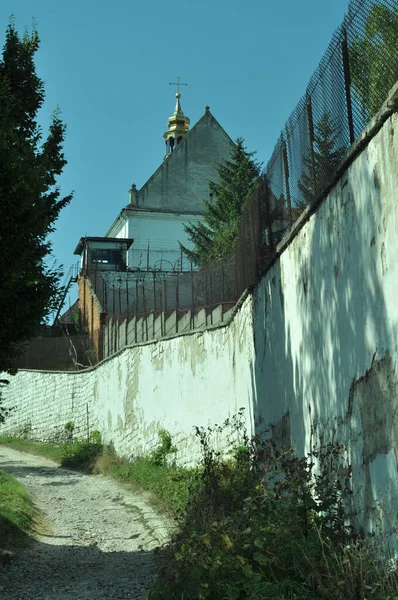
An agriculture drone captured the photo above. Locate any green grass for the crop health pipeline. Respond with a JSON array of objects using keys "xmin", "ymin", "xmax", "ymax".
[
  {"xmin": 104, "ymin": 455, "xmax": 196, "ymax": 516},
  {"xmin": 0, "ymin": 436, "xmax": 64, "ymax": 463},
  {"xmin": 0, "ymin": 469, "xmax": 39, "ymax": 550}
]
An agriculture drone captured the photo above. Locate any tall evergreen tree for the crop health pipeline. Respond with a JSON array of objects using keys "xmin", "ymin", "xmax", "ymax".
[
  {"xmin": 349, "ymin": 3, "xmax": 398, "ymax": 122},
  {"xmin": 298, "ymin": 112, "xmax": 346, "ymax": 206},
  {"xmin": 0, "ymin": 22, "xmax": 72, "ymax": 373},
  {"xmin": 180, "ymin": 138, "xmax": 260, "ymax": 266}
]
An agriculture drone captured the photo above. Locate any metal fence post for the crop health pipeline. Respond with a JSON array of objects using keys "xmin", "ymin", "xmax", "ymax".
[
  {"xmin": 160, "ymin": 288, "xmax": 164, "ymax": 337},
  {"xmin": 342, "ymin": 26, "xmax": 355, "ymax": 145},
  {"xmin": 107, "ymin": 315, "xmax": 110, "ymax": 359},
  {"xmin": 306, "ymin": 94, "xmax": 317, "ymax": 197},
  {"xmin": 263, "ymin": 175, "xmax": 274, "ymax": 257},
  {"xmin": 142, "ymin": 283, "xmax": 148, "ymax": 341},
  {"xmin": 125, "ymin": 278, "xmax": 129, "ymax": 346},
  {"xmin": 209, "ymin": 268, "xmax": 213, "ymax": 325},
  {"xmin": 135, "ymin": 280, "xmax": 138, "ymax": 343},
  {"xmin": 153, "ymin": 272, "xmax": 156, "ymax": 338},
  {"xmin": 176, "ymin": 273, "xmax": 179, "ymax": 333},
  {"xmin": 281, "ymin": 135, "xmax": 293, "ymax": 225},
  {"xmin": 190, "ymin": 262, "xmax": 194, "ymax": 330}
]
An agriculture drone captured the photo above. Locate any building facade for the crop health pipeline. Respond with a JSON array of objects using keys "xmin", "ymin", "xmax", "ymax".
[{"xmin": 106, "ymin": 93, "xmax": 234, "ymax": 271}]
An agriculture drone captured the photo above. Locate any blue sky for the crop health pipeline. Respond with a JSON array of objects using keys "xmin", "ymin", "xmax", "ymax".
[{"xmin": 1, "ymin": 0, "xmax": 349, "ymax": 294}]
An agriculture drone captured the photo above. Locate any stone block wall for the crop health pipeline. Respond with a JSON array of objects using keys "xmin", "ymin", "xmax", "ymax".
[{"xmin": 0, "ymin": 293, "xmax": 255, "ymax": 466}]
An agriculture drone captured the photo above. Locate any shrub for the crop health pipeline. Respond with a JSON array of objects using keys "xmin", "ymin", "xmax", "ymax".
[
  {"xmin": 149, "ymin": 429, "xmax": 177, "ymax": 467},
  {"xmin": 148, "ymin": 410, "xmax": 397, "ymax": 600},
  {"xmin": 61, "ymin": 430, "xmax": 103, "ymax": 473}
]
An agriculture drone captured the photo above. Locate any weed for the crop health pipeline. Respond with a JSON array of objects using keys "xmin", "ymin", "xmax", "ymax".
[
  {"xmin": 107, "ymin": 454, "xmax": 195, "ymax": 517},
  {"xmin": 61, "ymin": 431, "xmax": 103, "ymax": 473},
  {"xmin": 149, "ymin": 429, "xmax": 177, "ymax": 466},
  {"xmin": 62, "ymin": 421, "xmax": 75, "ymax": 443}
]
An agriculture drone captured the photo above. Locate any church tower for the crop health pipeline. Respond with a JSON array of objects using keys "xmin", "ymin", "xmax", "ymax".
[
  {"xmin": 105, "ymin": 88, "xmax": 234, "ymax": 271},
  {"xmin": 163, "ymin": 91, "xmax": 190, "ymax": 157}
]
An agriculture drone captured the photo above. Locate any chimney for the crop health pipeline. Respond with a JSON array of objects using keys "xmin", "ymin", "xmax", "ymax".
[{"xmin": 129, "ymin": 184, "xmax": 139, "ymax": 206}]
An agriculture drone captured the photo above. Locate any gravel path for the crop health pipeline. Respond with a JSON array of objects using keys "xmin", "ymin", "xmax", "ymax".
[{"xmin": 0, "ymin": 446, "xmax": 170, "ymax": 599}]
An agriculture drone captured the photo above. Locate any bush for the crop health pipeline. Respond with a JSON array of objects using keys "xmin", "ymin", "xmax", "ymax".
[
  {"xmin": 148, "ymin": 410, "xmax": 398, "ymax": 600},
  {"xmin": 61, "ymin": 430, "xmax": 103, "ymax": 473}
]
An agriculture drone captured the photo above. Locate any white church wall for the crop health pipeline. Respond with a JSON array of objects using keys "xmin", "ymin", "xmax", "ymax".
[
  {"xmin": 126, "ymin": 211, "xmax": 202, "ymax": 271},
  {"xmin": 114, "ymin": 220, "xmax": 129, "ymax": 240},
  {"xmin": 108, "ymin": 208, "xmax": 202, "ymax": 271}
]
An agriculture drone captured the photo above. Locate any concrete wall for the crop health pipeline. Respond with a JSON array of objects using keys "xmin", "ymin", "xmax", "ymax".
[
  {"xmin": 1, "ymin": 94, "xmax": 398, "ymax": 545},
  {"xmin": 0, "ymin": 295, "xmax": 254, "ymax": 466},
  {"xmin": 251, "ymin": 106, "xmax": 398, "ymax": 545}
]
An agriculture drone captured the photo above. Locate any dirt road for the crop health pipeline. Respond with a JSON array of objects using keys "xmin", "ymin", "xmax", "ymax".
[{"xmin": 0, "ymin": 446, "xmax": 170, "ymax": 599}]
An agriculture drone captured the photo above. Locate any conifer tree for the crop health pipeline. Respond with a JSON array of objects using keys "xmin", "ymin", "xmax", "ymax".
[
  {"xmin": 0, "ymin": 22, "xmax": 72, "ymax": 373},
  {"xmin": 298, "ymin": 112, "xmax": 346, "ymax": 206},
  {"xmin": 180, "ymin": 138, "xmax": 260, "ymax": 266}
]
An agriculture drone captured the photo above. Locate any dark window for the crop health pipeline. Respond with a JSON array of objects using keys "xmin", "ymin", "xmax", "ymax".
[{"xmin": 90, "ymin": 248, "xmax": 126, "ymax": 269}]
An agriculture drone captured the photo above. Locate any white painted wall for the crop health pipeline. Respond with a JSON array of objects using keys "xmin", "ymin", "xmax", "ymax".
[
  {"xmin": 126, "ymin": 211, "xmax": 202, "ymax": 271},
  {"xmin": 0, "ymin": 295, "xmax": 255, "ymax": 467},
  {"xmin": 251, "ymin": 110, "xmax": 398, "ymax": 547},
  {"xmin": 108, "ymin": 209, "xmax": 202, "ymax": 271}
]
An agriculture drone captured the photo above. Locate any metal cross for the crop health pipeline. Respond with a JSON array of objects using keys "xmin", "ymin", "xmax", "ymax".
[{"xmin": 169, "ymin": 76, "xmax": 188, "ymax": 93}]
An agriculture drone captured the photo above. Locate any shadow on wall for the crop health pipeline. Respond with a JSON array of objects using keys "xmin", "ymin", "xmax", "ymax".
[
  {"xmin": 251, "ymin": 115, "xmax": 398, "ymax": 541},
  {"xmin": 250, "ymin": 260, "xmax": 296, "ymax": 446}
]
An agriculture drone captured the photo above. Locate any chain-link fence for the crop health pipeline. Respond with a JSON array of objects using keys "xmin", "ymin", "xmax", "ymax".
[
  {"xmin": 255, "ymin": 0, "xmax": 398, "ymax": 234},
  {"xmin": 236, "ymin": 0, "xmax": 398, "ymax": 286}
]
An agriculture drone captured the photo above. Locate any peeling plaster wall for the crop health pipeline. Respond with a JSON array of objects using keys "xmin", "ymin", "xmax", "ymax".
[
  {"xmin": 252, "ymin": 110, "xmax": 398, "ymax": 546},
  {"xmin": 0, "ymin": 295, "xmax": 255, "ymax": 467}
]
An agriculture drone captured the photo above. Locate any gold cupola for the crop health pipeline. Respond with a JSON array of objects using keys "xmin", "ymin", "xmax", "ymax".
[{"xmin": 164, "ymin": 92, "xmax": 190, "ymax": 157}]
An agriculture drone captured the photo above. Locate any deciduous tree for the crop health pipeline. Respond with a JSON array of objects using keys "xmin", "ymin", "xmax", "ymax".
[{"xmin": 349, "ymin": 3, "xmax": 398, "ymax": 121}]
